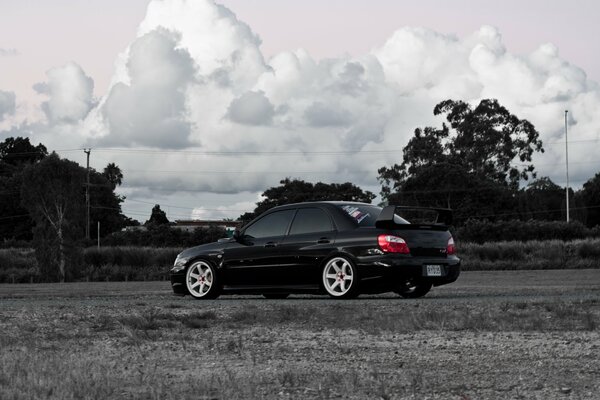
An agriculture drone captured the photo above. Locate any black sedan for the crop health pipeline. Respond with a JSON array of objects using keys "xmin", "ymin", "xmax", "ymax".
[{"xmin": 170, "ymin": 201, "xmax": 460, "ymax": 299}]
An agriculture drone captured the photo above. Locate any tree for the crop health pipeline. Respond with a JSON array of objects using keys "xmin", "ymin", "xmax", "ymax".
[
  {"xmin": 378, "ymin": 99, "xmax": 544, "ymax": 223},
  {"xmin": 0, "ymin": 137, "xmax": 47, "ymax": 168},
  {"xmin": 103, "ymin": 162, "xmax": 123, "ymax": 189},
  {"xmin": 0, "ymin": 137, "xmax": 48, "ymax": 241},
  {"xmin": 517, "ymin": 177, "xmax": 564, "ymax": 221},
  {"xmin": 146, "ymin": 204, "xmax": 169, "ymax": 225},
  {"xmin": 89, "ymin": 166, "xmax": 130, "ymax": 237},
  {"xmin": 238, "ymin": 178, "xmax": 376, "ymax": 223},
  {"xmin": 20, "ymin": 153, "xmax": 86, "ymax": 282},
  {"xmin": 578, "ymin": 173, "xmax": 600, "ymax": 227}
]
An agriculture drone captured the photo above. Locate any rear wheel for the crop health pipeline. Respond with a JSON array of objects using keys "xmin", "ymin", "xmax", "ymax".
[
  {"xmin": 186, "ymin": 260, "xmax": 220, "ymax": 299},
  {"xmin": 322, "ymin": 256, "xmax": 359, "ymax": 298},
  {"xmin": 395, "ymin": 279, "xmax": 432, "ymax": 299},
  {"xmin": 262, "ymin": 293, "xmax": 290, "ymax": 299}
]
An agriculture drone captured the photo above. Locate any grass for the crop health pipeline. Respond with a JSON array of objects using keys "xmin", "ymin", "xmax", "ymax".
[
  {"xmin": 459, "ymin": 238, "xmax": 600, "ymax": 270},
  {"xmin": 2, "ymin": 239, "xmax": 600, "ymax": 283},
  {"xmin": 1, "ymin": 269, "xmax": 599, "ymax": 399}
]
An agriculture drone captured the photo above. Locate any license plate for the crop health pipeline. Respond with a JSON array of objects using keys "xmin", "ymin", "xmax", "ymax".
[{"xmin": 425, "ymin": 265, "xmax": 442, "ymax": 276}]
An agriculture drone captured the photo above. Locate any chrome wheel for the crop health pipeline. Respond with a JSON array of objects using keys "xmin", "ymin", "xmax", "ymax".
[
  {"xmin": 186, "ymin": 261, "xmax": 217, "ymax": 299},
  {"xmin": 323, "ymin": 257, "xmax": 356, "ymax": 298}
]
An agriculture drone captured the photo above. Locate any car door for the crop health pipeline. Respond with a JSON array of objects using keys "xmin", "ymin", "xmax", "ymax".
[
  {"xmin": 277, "ymin": 207, "xmax": 337, "ymax": 287},
  {"xmin": 222, "ymin": 209, "xmax": 296, "ymax": 288}
]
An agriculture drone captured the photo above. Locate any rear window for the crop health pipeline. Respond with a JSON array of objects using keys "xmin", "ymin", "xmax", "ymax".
[{"xmin": 337, "ymin": 204, "xmax": 409, "ymax": 226}]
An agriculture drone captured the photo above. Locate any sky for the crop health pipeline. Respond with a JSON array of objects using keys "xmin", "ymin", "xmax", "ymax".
[{"xmin": 1, "ymin": 0, "xmax": 599, "ymax": 222}]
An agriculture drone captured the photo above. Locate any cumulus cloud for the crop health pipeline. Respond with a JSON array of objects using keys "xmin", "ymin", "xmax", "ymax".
[
  {"xmin": 191, "ymin": 199, "xmax": 257, "ymax": 220},
  {"xmin": 0, "ymin": 48, "xmax": 19, "ymax": 57},
  {"xmin": 0, "ymin": 90, "xmax": 16, "ymax": 121},
  {"xmin": 33, "ymin": 62, "xmax": 95, "ymax": 123},
  {"xmin": 94, "ymin": 28, "xmax": 196, "ymax": 148},
  {"xmin": 304, "ymin": 102, "xmax": 352, "ymax": 127},
  {"xmin": 3, "ymin": 0, "xmax": 600, "ymax": 219},
  {"xmin": 227, "ymin": 91, "xmax": 274, "ymax": 125}
]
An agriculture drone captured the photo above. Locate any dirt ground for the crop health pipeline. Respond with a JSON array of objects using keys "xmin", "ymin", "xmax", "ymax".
[{"xmin": 0, "ymin": 269, "xmax": 599, "ymax": 399}]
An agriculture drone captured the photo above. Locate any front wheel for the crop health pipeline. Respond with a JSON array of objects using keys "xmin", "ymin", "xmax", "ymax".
[
  {"xmin": 186, "ymin": 260, "xmax": 220, "ymax": 299},
  {"xmin": 395, "ymin": 279, "xmax": 432, "ymax": 299},
  {"xmin": 322, "ymin": 256, "xmax": 359, "ymax": 299}
]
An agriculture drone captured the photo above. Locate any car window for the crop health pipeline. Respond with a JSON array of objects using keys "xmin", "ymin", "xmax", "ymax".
[
  {"xmin": 289, "ymin": 208, "xmax": 333, "ymax": 235},
  {"xmin": 337, "ymin": 204, "xmax": 409, "ymax": 226},
  {"xmin": 244, "ymin": 210, "xmax": 295, "ymax": 239}
]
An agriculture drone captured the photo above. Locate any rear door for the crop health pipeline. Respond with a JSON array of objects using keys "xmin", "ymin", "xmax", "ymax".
[{"xmin": 278, "ymin": 207, "xmax": 337, "ymax": 287}]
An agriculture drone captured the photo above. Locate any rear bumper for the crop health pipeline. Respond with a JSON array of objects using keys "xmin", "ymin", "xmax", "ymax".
[{"xmin": 356, "ymin": 254, "xmax": 461, "ymax": 286}]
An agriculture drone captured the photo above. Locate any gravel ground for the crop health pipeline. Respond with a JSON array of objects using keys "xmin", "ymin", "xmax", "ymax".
[{"xmin": 0, "ymin": 269, "xmax": 599, "ymax": 399}]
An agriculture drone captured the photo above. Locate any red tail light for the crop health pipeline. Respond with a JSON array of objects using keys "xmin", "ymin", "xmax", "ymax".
[
  {"xmin": 447, "ymin": 236, "xmax": 456, "ymax": 255},
  {"xmin": 378, "ymin": 234, "xmax": 410, "ymax": 254}
]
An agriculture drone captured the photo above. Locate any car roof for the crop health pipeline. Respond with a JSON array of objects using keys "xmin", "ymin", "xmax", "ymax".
[{"xmin": 268, "ymin": 201, "xmax": 376, "ymax": 211}]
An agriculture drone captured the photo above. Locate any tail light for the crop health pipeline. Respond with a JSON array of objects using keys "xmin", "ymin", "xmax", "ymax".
[
  {"xmin": 447, "ymin": 236, "xmax": 456, "ymax": 255},
  {"xmin": 378, "ymin": 234, "xmax": 410, "ymax": 254}
]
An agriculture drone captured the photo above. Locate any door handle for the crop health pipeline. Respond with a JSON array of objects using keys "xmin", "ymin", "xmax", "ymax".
[
  {"xmin": 264, "ymin": 242, "xmax": 278, "ymax": 248},
  {"xmin": 317, "ymin": 237, "xmax": 330, "ymax": 244}
]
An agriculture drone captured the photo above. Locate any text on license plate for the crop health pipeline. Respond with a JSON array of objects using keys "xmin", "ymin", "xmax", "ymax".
[{"xmin": 425, "ymin": 265, "xmax": 442, "ymax": 276}]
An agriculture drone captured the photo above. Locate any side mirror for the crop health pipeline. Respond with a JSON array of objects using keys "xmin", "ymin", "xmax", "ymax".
[{"xmin": 233, "ymin": 229, "xmax": 242, "ymax": 241}]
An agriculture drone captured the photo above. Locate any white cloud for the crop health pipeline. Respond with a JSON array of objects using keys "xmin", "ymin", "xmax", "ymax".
[
  {"xmin": 0, "ymin": 48, "xmax": 19, "ymax": 57},
  {"xmin": 3, "ymin": 0, "xmax": 600, "ymax": 219},
  {"xmin": 191, "ymin": 199, "xmax": 257, "ymax": 220},
  {"xmin": 33, "ymin": 62, "xmax": 95, "ymax": 124},
  {"xmin": 0, "ymin": 90, "xmax": 16, "ymax": 121},
  {"xmin": 94, "ymin": 28, "xmax": 196, "ymax": 148},
  {"xmin": 226, "ymin": 90, "xmax": 275, "ymax": 126}
]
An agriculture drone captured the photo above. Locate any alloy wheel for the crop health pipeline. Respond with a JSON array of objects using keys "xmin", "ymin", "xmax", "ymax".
[
  {"xmin": 186, "ymin": 261, "xmax": 216, "ymax": 299},
  {"xmin": 323, "ymin": 257, "xmax": 356, "ymax": 297}
]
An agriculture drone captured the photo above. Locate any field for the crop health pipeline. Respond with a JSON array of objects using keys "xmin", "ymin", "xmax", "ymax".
[
  {"xmin": 1, "ymin": 270, "xmax": 599, "ymax": 399},
  {"xmin": 2, "ymin": 239, "xmax": 600, "ymax": 283}
]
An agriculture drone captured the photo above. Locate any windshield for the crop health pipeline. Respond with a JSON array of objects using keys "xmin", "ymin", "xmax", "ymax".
[{"xmin": 337, "ymin": 204, "xmax": 409, "ymax": 226}]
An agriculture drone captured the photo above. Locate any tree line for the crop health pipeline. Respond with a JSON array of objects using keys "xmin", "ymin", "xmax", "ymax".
[
  {"xmin": 239, "ymin": 99, "xmax": 599, "ymax": 228},
  {"xmin": 1, "ymin": 98, "xmax": 600, "ymax": 281}
]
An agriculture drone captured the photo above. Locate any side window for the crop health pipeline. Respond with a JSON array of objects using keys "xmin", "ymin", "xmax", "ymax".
[
  {"xmin": 244, "ymin": 210, "xmax": 295, "ymax": 239},
  {"xmin": 289, "ymin": 208, "xmax": 333, "ymax": 235}
]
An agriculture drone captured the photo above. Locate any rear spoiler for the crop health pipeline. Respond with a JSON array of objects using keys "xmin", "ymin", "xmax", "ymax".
[{"xmin": 375, "ymin": 205, "xmax": 453, "ymax": 228}]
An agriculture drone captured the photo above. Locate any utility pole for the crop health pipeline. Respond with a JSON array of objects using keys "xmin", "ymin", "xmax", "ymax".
[
  {"xmin": 564, "ymin": 111, "xmax": 570, "ymax": 223},
  {"xmin": 84, "ymin": 148, "xmax": 91, "ymax": 239}
]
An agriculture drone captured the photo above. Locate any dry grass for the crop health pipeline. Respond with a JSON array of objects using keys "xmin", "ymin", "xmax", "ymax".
[
  {"xmin": 459, "ymin": 238, "xmax": 600, "ymax": 270},
  {"xmin": 1, "ymin": 273, "xmax": 599, "ymax": 399},
  {"xmin": 2, "ymin": 239, "xmax": 600, "ymax": 284}
]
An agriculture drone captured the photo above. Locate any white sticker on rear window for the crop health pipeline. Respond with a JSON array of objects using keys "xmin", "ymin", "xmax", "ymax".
[{"xmin": 342, "ymin": 205, "xmax": 369, "ymax": 224}]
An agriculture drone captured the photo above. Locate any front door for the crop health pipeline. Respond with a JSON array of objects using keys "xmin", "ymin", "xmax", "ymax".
[{"xmin": 222, "ymin": 209, "xmax": 296, "ymax": 288}]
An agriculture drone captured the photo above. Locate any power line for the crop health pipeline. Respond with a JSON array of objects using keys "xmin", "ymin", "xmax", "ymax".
[
  {"xmin": 0, "ymin": 214, "xmax": 29, "ymax": 221},
  {"xmin": 122, "ymin": 169, "xmax": 375, "ymax": 175},
  {"xmin": 94, "ymin": 148, "xmax": 402, "ymax": 157},
  {"xmin": 469, "ymin": 204, "xmax": 600, "ymax": 220},
  {"xmin": 124, "ymin": 198, "xmax": 251, "ymax": 212},
  {"xmin": 544, "ymin": 138, "xmax": 600, "ymax": 145},
  {"xmin": 2, "ymin": 138, "xmax": 599, "ymax": 159}
]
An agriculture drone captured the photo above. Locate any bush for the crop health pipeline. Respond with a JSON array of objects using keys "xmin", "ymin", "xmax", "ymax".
[
  {"xmin": 81, "ymin": 247, "xmax": 181, "ymax": 281},
  {"xmin": 0, "ymin": 248, "xmax": 38, "ymax": 283},
  {"xmin": 459, "ymin": 239, "xmax": 600, "ymax": 270},
  {"xmin": 102, "ymin": 225, "xmax": 228, "ymax": 248},
  {"xmin": 456, "ymin": 219, "xmax": 598, "ymax": 243},
  {"xmin": 2, "ymin": 238, "xmax": 600, "ymax": 282}
]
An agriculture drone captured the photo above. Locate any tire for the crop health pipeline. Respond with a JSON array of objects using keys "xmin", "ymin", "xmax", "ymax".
[
  {"xmin": 185, "ymin": 260, "xmax": 220, "ymax": 299},
  {"xmin": 395, "ymin": 279, "xmax": 432, "ymax": 299},
  {"xmin": 322, "ymin": 256, "xmax": 359, "ymax": 299},
  {"xmin": 262, "ymin": 293, "xmax": 290, "ymax": 299}
]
